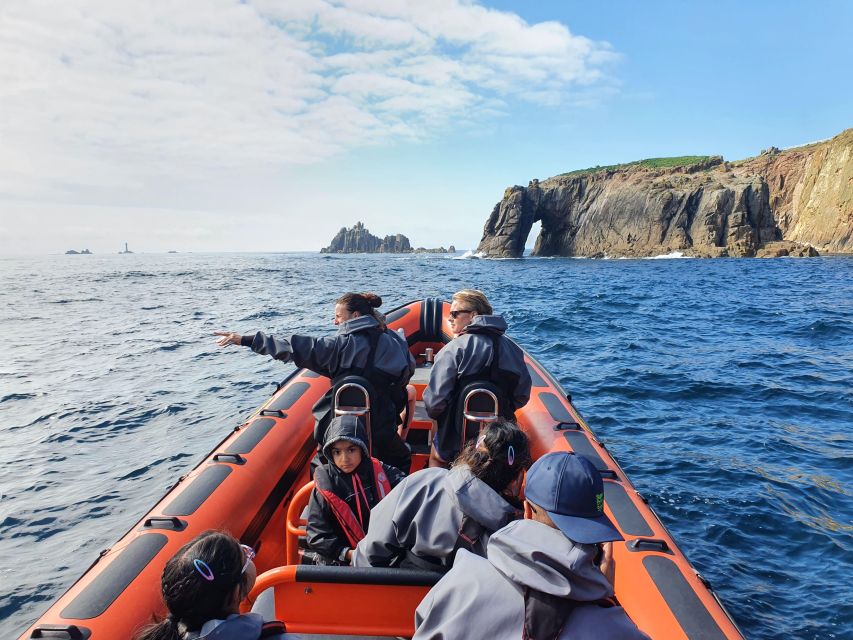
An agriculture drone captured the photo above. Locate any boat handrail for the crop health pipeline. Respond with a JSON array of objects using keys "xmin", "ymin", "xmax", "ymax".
[
  {"xmin": 333, "ymin": 379, "xmax": 372, "ymax": 453},
  {"xmin": 285, "ymin": 481, "xmax": 315, "ymax": 566},
  {"xmin": 244, "ymin": 565, "xmax": 440, "ymax": 636},
  {"xmin": 459, "ymin": 383, "xmax": 500, "ymax": 450}
]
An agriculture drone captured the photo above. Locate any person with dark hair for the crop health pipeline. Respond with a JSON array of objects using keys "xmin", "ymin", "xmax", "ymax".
[
  {"xmin": 352, "ymin": 420, "xmax": 531, "ymax": 572},
  {"xmin": 215, "ymin": 292, "xmax": 415, "ymax": 473},
  {"xmin": 412, "ymin": 453, "xmax": 650, "ymax": 640},
  {"xmin": 305, "ymin": 415, "xmax": 405, "ymax": 565},
  {"xmin": 133, "ymin": 530, "xmax": 292, "ymax": 640},
  {"xmin": 423, "ymin": 289, "xmax": 532, "ymax": 467}
]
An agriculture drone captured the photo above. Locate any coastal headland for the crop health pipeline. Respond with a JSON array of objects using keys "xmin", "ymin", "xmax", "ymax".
[{"xmin": 477, "ymin": 128, "xmax": 852, "ymax": 258}]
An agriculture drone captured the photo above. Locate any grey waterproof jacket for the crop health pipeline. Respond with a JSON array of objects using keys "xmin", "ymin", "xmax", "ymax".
[
  {"xmin": 241, "ymin": 315, "xmax": 415, "ymax": 443},
  {"xmin": 182, "ymin": 612, "xmax": 296, "ymax": 639},
  {"xmin": 352, "ymin": 465, "xmax": 519, "ymax": 570},
  {"xmin": 424, "ymin": 315, "xmax": 531, "ymax": 418},
  {"xmin": 413, "ymin": 519, "xmax": 650, "ymax": 640}
]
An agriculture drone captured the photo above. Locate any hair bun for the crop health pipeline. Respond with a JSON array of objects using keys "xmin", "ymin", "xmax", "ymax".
[{"xmin": 363, "ymin": 293, "xmax": 382, "ymax": 308}]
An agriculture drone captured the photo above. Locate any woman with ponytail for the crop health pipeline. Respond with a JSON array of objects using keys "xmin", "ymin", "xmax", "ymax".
[
  {"xmin": 352, "ymin": 420, "xmax": 531, "ymax": 573},
  {"xmin": 133, "ymin": 531, "xmax": 290, "ymax": 640},
  {"xmin": 215, "ymin": 292, "xmax": 415, "ymax": 473}
]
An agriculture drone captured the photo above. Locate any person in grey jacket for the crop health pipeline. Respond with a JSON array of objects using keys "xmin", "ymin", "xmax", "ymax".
[
  {"xmin": 352, "ymin": 420, "xmax": 531, "ymax": 572},
  {"xmin": 133, "ymin": 530, "xmax": 297, "ymax": 640},
  {"xmin": 412, "ymin": 452, "xmax": 650, "ymax": 640},
  {"xmin": 215, "ymin": 292, "xmax": 415, "ymax": 473},
  {"xmin": 423, "ymin": 289, "xmax": 532, "ymax": 466}
]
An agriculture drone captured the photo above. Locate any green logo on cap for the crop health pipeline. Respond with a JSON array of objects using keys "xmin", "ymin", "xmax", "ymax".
[{"xmin": 596, "ymin": 492, "xmax": 604, "ymax": 512}]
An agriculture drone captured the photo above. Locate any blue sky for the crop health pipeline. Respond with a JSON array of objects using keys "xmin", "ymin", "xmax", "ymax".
[{"xmin": 0, "ymin": 0, "xmax": 849, "ymax": 254}]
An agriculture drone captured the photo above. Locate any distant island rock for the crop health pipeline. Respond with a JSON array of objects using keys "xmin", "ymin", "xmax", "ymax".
[
  {"xmin": 321, "ymin": 222, "xmax": 453, "ymax": 254},
  {"xmin": 65, "ymin": 249, "xmax": 92, "ymax": 254},
  {"xmin": 477, "ymin": 127, "xmax": 852, "ymax": 258}
]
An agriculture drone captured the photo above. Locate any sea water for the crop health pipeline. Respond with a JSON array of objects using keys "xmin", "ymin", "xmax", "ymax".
[{"xmin": 0, "ymin": 252, "xmax": 851, "ymax": 639}]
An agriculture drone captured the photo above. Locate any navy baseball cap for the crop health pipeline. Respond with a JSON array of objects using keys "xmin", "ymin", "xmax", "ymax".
[{"xmin": 524, "ymin": 452, "xmax": 623, "ymax": 544}]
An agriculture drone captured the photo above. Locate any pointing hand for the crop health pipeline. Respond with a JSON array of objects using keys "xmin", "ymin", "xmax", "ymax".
[{"xmin": 214, "ymin": 331, "xmax": 242, "ymax": 347}]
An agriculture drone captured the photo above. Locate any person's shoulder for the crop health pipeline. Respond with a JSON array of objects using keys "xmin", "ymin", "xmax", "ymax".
[
  {"xmin": 400, "ymin": 467, "xmax": 446, "ymax": 492},
  {"xmin": 312, "ymin": 465, "xmax": 335, "ymax": 488},
  {"xmin": 379, "ymin": 461, "xmax": 406, "ymax": 485}
]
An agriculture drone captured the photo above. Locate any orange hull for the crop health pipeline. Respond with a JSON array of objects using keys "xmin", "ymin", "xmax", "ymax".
[{"xmin": 21, "ymin": 299, "xmax": 742, "ymax": 640}]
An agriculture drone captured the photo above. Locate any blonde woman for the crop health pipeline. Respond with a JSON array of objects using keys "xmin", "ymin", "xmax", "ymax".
[{"xmin": 423, "ymin": 290, "xmax": 531, "ymax": 467}]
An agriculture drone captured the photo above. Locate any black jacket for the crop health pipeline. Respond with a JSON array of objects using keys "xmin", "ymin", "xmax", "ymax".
[
  {"xmin": 305, "ymin": 415, "xmax": 405, "ymax": 563},
  {"xmin": 241, "ymin": 315, "xmax": 415, "ymax": 445}
]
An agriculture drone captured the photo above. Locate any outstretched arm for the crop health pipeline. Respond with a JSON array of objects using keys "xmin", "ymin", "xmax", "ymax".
[{"xmin": 215, "ymin": 330, "xmax": 295, "ymax": 363}]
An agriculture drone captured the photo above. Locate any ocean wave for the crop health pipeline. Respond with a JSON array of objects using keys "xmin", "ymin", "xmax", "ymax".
[
  {"xmin": 1, "ymin": 392, "xmax": 37, "ymax": 403},
  {"xmin": 645, "ymin": 251, "xmax": 692, "ymax": 259},
  {"xmin": 789, "ymin": 319, "xmax": 853, "ymax": 339},
  {"xmin": 450, "ymin": 249, "xmax": 483, "ymax": 259}
]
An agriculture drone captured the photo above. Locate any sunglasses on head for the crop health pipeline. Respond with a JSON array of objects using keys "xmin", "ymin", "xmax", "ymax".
[{"xmin": 449, "ymin": 309, "xmax": 474, "ymax": 319}]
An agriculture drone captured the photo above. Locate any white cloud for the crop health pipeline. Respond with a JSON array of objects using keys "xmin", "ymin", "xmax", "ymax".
[{"xmin": 0, "ymin": 0, "xmax": 618, "ymax": 200}]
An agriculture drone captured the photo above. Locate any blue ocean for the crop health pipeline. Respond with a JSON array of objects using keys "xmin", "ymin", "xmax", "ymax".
[{"xmin": 1, "ymin": 252, "xmax": 851, "ymax": 639}]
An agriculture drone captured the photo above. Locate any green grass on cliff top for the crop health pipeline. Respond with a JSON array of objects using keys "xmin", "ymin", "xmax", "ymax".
[{"xmin": 559, "ymin": 155, "xmax": 712, "ymax": 176}]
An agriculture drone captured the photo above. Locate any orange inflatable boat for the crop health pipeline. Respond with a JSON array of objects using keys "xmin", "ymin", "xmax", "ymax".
[{"xmin": 21, "ymin": 298, "xmax": 744, "ymax": 639}]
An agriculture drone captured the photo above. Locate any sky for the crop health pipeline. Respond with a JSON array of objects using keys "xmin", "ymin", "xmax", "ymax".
[{"xmin": 0, "ymin": 0, "xmax": 850, "ymax": 254}]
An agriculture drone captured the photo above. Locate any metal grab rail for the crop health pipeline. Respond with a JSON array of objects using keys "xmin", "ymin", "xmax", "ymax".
[
  {"xmin": 460, "ymin": 387, "xmax": 499, "ymax": 450},
  {"xmin": 333, "ymin": 381, "xmax": 372, "ymax": 454}
]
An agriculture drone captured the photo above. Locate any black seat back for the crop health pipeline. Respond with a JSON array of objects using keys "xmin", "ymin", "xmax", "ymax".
[
  {"xmin": 332, "ymin": 375, "xmax": 377, "ymax": 454},
  {"xmin": 454, "ymin": 381, "xmax": 502, "ymax": 450}
]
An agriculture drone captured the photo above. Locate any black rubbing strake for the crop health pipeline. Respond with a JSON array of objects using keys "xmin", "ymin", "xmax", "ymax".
[
  {"xmin": 643, "ymin": 556, "xmax": 728, "ymax": 640},
  {"xmin": 265, "ymin": 382, "xmax": 310, "ymax": 412},
  {"xmin": 60, "ymin": 534, "xmax": 168, "ymax": 620},
  {"xmin": 526, "ymin": 363, "xmax": 548, "ymax": 388},
  {"xmin": 162, "ymin": 465, "xmax": 232, "ymax": 516},
  {"xmin": 539, "ymin": 392, "xmax": 574, "ymax": 423},
  {"xmin": 601, "ymin": 482, "xmax": 655, "ymax": 536},
  {"xmin": 561, "ymin": 431, "xmax": 607, "ymax": 470},
  {"xmin": 224, "ymin": 418, "xmax": 276, "ymax": 455},
  {"xmin": 385, "ymin": 307, "xmax": 411, "ymax": 324}
]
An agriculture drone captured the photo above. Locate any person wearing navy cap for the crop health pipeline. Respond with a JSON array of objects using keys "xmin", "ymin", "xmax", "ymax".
[{"xmin": 413, "ymin": 452, "xmax": 650, "ymax": 640}]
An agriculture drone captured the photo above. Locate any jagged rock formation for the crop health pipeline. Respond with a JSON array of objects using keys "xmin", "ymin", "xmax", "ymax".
[
  {"xmin": 477, "ymin": 128, "xmax": 852, "ymax": 258},
  {"xmin": 321, "ymin": 222, "xmax": 412, "ymax": 254},
  {"xmin": 414, "ymin": 245, "xmax": 456, "ymax": 254}
]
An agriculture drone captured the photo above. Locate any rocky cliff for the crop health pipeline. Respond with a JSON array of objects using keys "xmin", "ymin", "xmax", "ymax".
[
  {"xmin": 321, "ymin": 222, "xmax": 412, "ymax": 254},
  {"xmin": 477, "ymin": 128, "xmax": 852, "ymax": 258}
]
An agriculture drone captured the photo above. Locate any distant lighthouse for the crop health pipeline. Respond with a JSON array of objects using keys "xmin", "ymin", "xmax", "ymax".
[{"xmin": 119, "ymin": 242, "xmax": 133, "ymax": 254}]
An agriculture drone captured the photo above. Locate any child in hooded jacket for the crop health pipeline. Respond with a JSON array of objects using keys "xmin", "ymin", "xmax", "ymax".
[{"xmin": 305, "ymin": 415, "xmax": 405, "ymax": 565}]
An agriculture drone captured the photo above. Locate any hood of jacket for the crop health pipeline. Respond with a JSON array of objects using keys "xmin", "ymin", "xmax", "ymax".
[
  {"xmin": 445, "ymin": 465, "xmax": 518, "ymax": 532},
  {"xmin": 184, "ymin": 613, "xmax": 264, "ymax": 639},
  {"xmin": 321, "ymin": 414, "xmax": 370, "ymax": 462},
  {"xmin": 336, "ymin": 314, "xmax": 381, "ymax": 335},
  {"xmin": 462, "ymin": 314, "xmax": 507, "ymax": 336},
  {"xmin": 486, "ymin": 519, "xmax": 613, "ymax": 600}
]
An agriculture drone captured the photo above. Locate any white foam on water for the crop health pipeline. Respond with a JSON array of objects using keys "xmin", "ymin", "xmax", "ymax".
[
  {"xmin": 451, "ymin": 250, "xmax": 483, "ymax": 260},
  {"xmin": 646, "ymin": 251, "xmax": 690, "ymax": 259}
]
